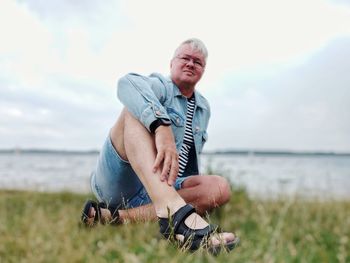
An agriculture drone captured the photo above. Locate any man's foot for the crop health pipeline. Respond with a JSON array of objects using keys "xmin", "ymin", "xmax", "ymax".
[
  {"xmin": 176, "ymin": 211, "xmax": 236, "ymax": 247},
  {"xmin": 158, "ymin": 204, "xmax": 239, "ymax": 254},
  {"xmin": 85, "ymin": 206, "xmax": 112, "ymax": 225},
  {"xmin": 81, "ymin": 200, "xmax": 120, "ymax": 226}
]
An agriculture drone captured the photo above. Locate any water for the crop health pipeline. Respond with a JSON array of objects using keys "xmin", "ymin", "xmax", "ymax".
[
  {"xmin": 202, "ymin": 154, "xmax": 350, "ymax": 200},
  {"xmin": 0, "ymin": 152, "xmax": 349, "ymax": 200},
  {"xmin": 0, "ymin": 152, "xmax": 96, "ymax": 193}
]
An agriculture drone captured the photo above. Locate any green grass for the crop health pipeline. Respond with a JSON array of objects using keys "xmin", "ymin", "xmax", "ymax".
[{"xmin": 0, "ymin": 188, "xmax": 349, "ymax": 263}]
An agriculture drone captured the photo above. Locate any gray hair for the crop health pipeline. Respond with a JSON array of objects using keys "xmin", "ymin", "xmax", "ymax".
[{"xmin": 173, "ymin": 38, "xmax": 208, "ymax": 63}]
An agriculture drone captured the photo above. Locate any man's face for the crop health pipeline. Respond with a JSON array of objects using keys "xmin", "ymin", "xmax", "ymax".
[{"xmin": 170, "ymin": 44, "xmax": 206, "ymax": 89}]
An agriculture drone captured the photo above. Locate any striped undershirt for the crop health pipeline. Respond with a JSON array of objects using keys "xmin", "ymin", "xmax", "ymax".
[{"xmin": 178, "ymin": 96, "xmax": 195, "ymax": 177}]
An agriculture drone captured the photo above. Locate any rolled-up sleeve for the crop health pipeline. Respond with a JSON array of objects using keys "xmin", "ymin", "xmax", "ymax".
[{"xmin": 117, "ymin": 73, "xmax": 170, "ymax": 132}]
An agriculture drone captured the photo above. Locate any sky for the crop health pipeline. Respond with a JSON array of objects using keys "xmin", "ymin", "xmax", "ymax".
[{"xmin": 1, "ymin": 0, "xmax": 350, "ymax": 152}]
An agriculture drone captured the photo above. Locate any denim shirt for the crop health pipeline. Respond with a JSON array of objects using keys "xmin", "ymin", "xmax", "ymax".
[{"xmin": 117, "ymin": 72, "xmax": 210, "ymax": 173}]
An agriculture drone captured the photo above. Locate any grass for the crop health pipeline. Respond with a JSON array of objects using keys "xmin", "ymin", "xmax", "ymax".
[{"xmin": 0, "ymin": 188, "xmax": 349, "ymax": 263}]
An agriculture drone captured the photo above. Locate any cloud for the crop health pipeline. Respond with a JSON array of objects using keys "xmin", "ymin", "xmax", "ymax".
[
  {"xmin": 1, "ymin": 0, "xmax": 350, "ymax": 150},
  {"xmin": 206, "ymin": 36, "xmax": 350, "ymax": 151},
  {"xmin": 0, "ymin": 75, "xmax": 121, "ymax": 149}
]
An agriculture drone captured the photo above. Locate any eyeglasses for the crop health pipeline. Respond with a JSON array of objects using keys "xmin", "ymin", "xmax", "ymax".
[{"xmin": 175, "ymin": 56, "xmax": 205, "ymax": 69}]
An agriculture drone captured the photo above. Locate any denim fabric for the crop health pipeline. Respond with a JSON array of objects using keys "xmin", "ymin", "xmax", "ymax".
[
  {"xmin": 90, "ymin": 135, "xmax": 144, "ymax": 208},
  {"xmin": 117, "ymin": 73, "xmax": 210, "ymax": 172},
  {"xmin": 90, "ymin": 73, "xmax": 211, "ymax": 209},
  {"xmin": 90, "ymin": 135, "xmax": 194, "ymax": 208}
]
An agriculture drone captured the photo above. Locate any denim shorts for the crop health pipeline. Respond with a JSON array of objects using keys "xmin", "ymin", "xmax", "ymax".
[{"xmin": 90, "ymin": 134, "xmax": 191, "ymax": 209}]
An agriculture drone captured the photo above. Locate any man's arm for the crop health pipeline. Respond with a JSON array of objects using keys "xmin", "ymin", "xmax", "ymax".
[
  {"xmin": 117, "ymin": 73, "xmax": 170, "ymax": 131},
  {"xmin": 117, "ymin": 73, "xmax": 178, "ymax": 185},
  {"xmin": 153, "ymin": 125, "xmax": 179, "ymax": 186}
]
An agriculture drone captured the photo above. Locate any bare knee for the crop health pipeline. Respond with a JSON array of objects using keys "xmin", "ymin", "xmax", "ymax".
[
  {"xmin": 183, "ymin": 175, "xmax": 231, "ymax": 213},
  {"xmin": 110, "ymin": 108, "xmax": 131, "ymax": 161},
  {"xmin": 208, "ymin": 175, "xmax": 231, "ymax": 206}
]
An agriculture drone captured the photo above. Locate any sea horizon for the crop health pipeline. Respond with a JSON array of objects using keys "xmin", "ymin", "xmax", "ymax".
[
  {"xmin": 1, "ymin": 147, "xmax": 350, "ymax": 157},
  {"xmin": 1, "ymin": 148, "xmax": 350, "ymax": 200}
]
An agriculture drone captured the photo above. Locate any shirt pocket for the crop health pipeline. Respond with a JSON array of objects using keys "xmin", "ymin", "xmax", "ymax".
[
  {"xmin": 196, "ymin": 130, "xmax": 208, "ymax": 154},
  {"xmin": 201, "ymin": 130, "xmax": 208, "ymax": 152},
  {"xmin": 202, "ymin": 131, "xmax": 208, "ymax": 143},
  {"xmin": 167, "ymin": 108, "xmax": 184, "ymax": 127}
]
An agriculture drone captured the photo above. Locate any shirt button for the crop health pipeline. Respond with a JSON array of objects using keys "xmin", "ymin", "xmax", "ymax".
[
  {"xmin": 176, "ymin": 118, "xmax": 180, "ymax": 124},
  {"xmin": 155, "ymin": 110, "xmax": 161, "ymax": 116},
  {"xmin": 195, "ymin": 126, "xmax": 200, "ymax": 132}
]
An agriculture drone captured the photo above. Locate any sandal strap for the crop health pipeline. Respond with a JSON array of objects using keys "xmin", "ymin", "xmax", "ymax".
[
  {"xmin": 191, "ymin": 224, "xmax": 217, "ymax": 238},
  {"xmin": 94, "ymin": 202, "xmax": 101, "ymax": 223},
  {"xmin": 158, "ymin": 204, "xmax": 218, "ymax": 250},
  {"xmin": 183, "ymin": 224, "xmax": 218, "ymax": 251},
  {"xmin": 98, "ymin": 202, "xmax": 121, "ymax": 225},
  {"xmin": 172, "ymin": 204, "xmax": 196, "ymax": 233},
  {"xmin": 157, "ymin": 204, "xmax": 239, "ymax": 254},
  {"xmin": 81, "ymin": 200, "xmax": 100, "ymax": 225},
  {"xmin": 159, "ymin": 204, "xmax": 195, "ymax": 238}
]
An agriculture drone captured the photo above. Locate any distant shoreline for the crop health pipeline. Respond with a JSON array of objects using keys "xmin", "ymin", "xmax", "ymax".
[
  {"xmin": 0, "ymin": 149, "xmax": 99, "ymax": 155},
  {"xmin": 1, "ymin": 148, "xmax": 350, "ymax": 157},
  {"xmin": 204, "ymin": 150, "xmax": 350, "ymax": 157}
]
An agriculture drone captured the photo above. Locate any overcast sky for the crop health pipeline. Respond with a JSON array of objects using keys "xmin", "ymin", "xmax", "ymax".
[{"xmin": 1, "ymin": 0, "xmax": 350, "ymax": 152}]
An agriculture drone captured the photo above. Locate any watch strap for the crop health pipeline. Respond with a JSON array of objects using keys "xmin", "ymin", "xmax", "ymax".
[{"xmin": 150, "ymin": 118, "xmax": 171, "ymax": 133}]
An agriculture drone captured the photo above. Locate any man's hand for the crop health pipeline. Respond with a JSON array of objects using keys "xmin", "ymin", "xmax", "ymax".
[{"xmin": 152, "ymin": 125, "xmax": 179, "ymax": 186}]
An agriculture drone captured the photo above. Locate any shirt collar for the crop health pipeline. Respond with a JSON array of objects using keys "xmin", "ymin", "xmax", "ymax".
[{"xmin": 171, "ymin": 81, "xmax": 208, "ymax": 110}]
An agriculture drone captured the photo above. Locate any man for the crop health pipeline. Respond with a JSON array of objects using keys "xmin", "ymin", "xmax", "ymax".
[{"xmin": 82, "ymin": 38, "xmax": 239, "ymax": 253}]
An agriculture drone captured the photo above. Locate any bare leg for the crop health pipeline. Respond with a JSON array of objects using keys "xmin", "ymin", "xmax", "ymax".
[
  {"xmin": 88, "ymin": 109, "xmax": 235, "ymax": 244},
  {"xmin": 88, "ymin": 108, "xmax": 184, "ymax": 223},
  {"xmin": 122, "ymin": 110, "xmax": 186, "ymax": 216},
  {"xmin": 94, "ymin": 175, "xmax": 231, "ymax": 224},
  {"xmin": 178, "ymin": 175, "xmax": 232, "ymax": 215}
]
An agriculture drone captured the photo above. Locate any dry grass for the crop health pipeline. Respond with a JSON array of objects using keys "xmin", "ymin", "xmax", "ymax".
[{"xmin": 0, "ymin": 188, "xmax": 349, "ymax": 263}]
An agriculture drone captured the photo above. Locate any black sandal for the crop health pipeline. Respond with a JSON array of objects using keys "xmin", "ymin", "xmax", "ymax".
[
  {"xmin": 98, "ymin": 201, "xmax": 121, "ymax": 225},
  {"xmin": 158, "ymin": 204, "xmax": 239, "ymax": 255},
  {"xmin": 81, "ymin": 200, "xmax": 100, "ymax": 226},
  {"xmin": 81, "ymin": 200, "xmax": 121, "ymax": 226}
]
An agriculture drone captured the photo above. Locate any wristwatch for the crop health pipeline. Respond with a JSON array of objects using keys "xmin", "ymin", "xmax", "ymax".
[{"xmin": 150, "ymin": 118, "xmax": 171, "ymax": 133}]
